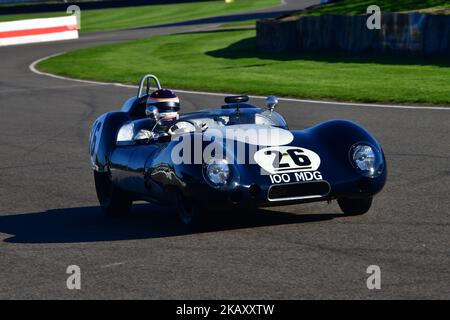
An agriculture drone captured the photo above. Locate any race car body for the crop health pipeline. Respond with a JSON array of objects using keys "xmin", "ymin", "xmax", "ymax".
[{"xmin": 89, "ymin": 75, "xmax": 387, "ymax": 225}]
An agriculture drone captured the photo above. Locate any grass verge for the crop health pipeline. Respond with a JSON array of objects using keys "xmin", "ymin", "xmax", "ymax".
[
  {"xmin": 220, "ymin": 19, "xmax": 258, "ymax": 27},
  {"xmin": 37, "ymin": 28, "xmax": 450, "ymax": 105},
  {"xmin": 0, "ymin": 0, "xmax": 279, "ymax": 33}
]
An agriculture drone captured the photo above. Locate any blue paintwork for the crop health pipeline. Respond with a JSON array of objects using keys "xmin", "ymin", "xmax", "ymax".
[{"xmin": 89, "ymin": 97, "xmax": 387, "ymax": 210}]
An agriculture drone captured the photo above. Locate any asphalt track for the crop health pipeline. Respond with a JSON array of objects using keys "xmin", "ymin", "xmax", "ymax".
[{"xmin": 0, "ymin": 0, "xmax": 449, "ymax": 299}]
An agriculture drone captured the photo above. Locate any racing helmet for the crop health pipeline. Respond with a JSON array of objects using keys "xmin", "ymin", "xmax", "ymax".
[{"xmin": 146, "ymin": 89, "xmax": 180, "ymax": 120}]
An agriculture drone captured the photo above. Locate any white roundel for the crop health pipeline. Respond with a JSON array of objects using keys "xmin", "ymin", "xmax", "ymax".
[{"xmin": 254, "ymin": 146, "xmax": 321, "ymax": 174}]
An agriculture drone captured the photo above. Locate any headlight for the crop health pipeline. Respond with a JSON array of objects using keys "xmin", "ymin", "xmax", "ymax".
[
  {"xmin": 205, "ymin": 159, "xmax": 230, "ymax": 186},
  {"xmin": 351, "ymin": 144, "xmax": 384, "ymax": 178}
]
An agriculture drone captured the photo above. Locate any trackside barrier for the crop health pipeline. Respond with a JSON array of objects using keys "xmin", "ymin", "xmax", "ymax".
[{"xmin": 0, "ymin": 15, "xmax": 78, "ymax": 46}]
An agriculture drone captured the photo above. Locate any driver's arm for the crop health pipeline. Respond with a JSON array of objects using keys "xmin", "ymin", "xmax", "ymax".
[
  {"xmin": 169, "ymin": 121, "xmax": 207, "ymax": 136},
  {"xmin": 133, "ymin": 129, "xmax": 156, "ymax": 142}
]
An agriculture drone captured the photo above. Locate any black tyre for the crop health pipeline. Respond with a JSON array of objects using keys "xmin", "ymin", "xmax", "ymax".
[
  {"xmin": 338, "ymin": 197, "xmax": 373, "ymax": 216},
  {"xmin": 173, "ymin": 190, "xmax": 203, "ymax": 227},
  {"xmin": 94, "ymin": 171, "xmax": 132, "ymax": 217}
]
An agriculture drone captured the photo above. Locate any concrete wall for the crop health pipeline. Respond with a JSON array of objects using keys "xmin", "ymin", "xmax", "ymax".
[{"xmin": 256, "ymin": 13, "xmax": 450, "ymax": 57}]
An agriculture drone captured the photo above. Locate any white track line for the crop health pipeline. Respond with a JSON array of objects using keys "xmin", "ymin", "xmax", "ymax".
[{"xmin": 29, "ymin": 53, "xmax": 450, "ymax": 111}]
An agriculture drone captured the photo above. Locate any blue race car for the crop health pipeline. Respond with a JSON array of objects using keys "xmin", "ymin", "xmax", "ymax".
[{"xmin": 89, "ymin": 75, "xmax": 387, "ymax": 226}]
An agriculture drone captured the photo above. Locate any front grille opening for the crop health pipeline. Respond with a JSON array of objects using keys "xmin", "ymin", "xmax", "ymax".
[{"xmin": 268, "ymin": 181, "xmax": 330, "ymax": 202}]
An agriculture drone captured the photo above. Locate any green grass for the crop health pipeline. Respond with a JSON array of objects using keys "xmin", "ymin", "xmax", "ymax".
[
  {"xmin": 38, "ymin": 28, "xmax": 450, "ymax": 105},
  {"xmin": 0, "ymin": 0, "xmax": 279, "ymax": 33},
  {"xmin": 221, "ymin": 19, "xmax": 258, "ymax": 27},
  {"xmin": 303, "ymin": 0, "xmax": 450, "ymax": 16}
]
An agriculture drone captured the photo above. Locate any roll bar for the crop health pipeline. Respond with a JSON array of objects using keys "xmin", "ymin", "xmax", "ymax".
[{"xmin": 137, "ymin": 74, "xmax": 162, "ymax": 98}]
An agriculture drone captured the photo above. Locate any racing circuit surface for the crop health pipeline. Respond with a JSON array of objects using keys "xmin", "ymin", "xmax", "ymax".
[{"xmin": 0, "ymin": 0, "xmax": 449, "ymax": 299}]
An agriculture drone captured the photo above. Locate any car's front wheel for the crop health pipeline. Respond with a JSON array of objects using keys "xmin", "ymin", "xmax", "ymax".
[
  {"xmin": 173, "ymin": 190, "xmax": 203, "ymax": 228},
  {"xmin": 338, "ymin": 197, "xmax": 373, "ymax": 216},
  {"xmin": 94, "ymin": 171, "xmax": 132, "ymax": 217}
]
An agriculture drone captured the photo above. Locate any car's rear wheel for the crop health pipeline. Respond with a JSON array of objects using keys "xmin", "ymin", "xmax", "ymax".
[
  {"xmin": 94, "ymin": 171, "xmax": 132, "ymax": 217},
  {"xmin": 173, "ymin": 190, "xmax": 203, "ymax": 227},
  {"xmin": 338, "ymin": 197, "xmax": 373, "ymax": 216}
]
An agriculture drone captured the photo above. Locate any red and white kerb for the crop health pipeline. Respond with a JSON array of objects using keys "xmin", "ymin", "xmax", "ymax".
[{"xmin": 0, "ymin": 16, "xmax": 79, "ymax": 46}]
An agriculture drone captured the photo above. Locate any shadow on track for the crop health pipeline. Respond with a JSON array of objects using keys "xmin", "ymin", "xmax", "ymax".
[
  {"xmin": 0, "ymin": 204, "xmax": 341, "ymax": 244},
  {"xmin": 137, "ymin": 11, "xmax": 292, "ymax": 30}
]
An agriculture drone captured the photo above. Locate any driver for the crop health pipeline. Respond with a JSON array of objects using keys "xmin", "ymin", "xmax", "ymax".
[
  {"xmin": 134, "ymin": 89, "xmax": 180, "ymax": 141},
  {"xmin": 147, "ymin": 88, "xmax": 180, "ymax": 121}
]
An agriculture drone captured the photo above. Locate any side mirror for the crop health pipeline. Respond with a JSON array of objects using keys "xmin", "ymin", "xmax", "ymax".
[
  {"xmin": 266, "ymin": 96, "xmax": 278, "ymax": 112},
  {"xmin": 145, "ymin": 105, "xmax": 160, "ymax": 121}
]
